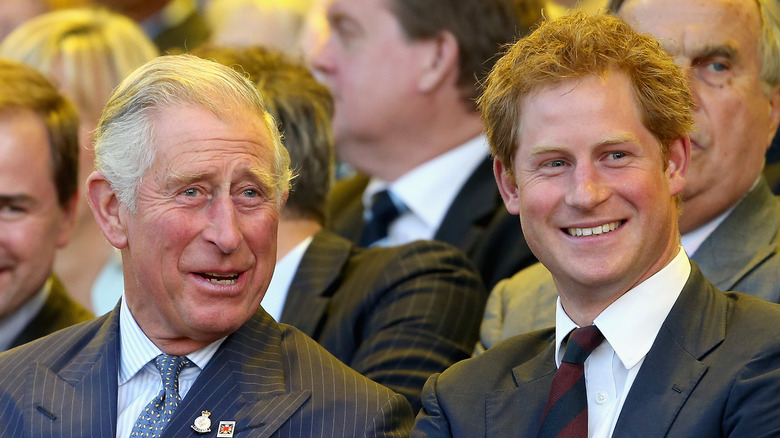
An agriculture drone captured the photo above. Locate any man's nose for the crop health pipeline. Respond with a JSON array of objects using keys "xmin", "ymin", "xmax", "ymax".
[
  {"xmin": 564, "ymin": 165, "xmax": 611, "ymax": 210},
  {"xmin": 204, "ymin": 195, "xmax": 243, "ymax": 254},
  {"xmin": 308, "ymin": 33, "xmax": 336, "ymax": 78}
]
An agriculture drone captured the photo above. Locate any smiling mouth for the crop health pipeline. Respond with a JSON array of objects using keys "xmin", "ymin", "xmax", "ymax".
[
  {"xmin": 199, "ymin": 272, "xmax": 240, "ymax": 285},
  {"xmin": 565, "ymin": 221, "xmax": 623, "ymax": 237}
]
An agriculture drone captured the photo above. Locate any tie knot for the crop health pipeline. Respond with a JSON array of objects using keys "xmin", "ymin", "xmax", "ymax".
[
  {"xmin": 562, "ymin": 325, "xmax": 604, "ymax": 365},
  {"xmin": 360, "ymin": 190, "xmax": 405, "ymax": 247},
  {"xmin": 369, "ymin": 190, "xmax": 401, "ymax": 223},
  {"xmin": 153, "ymin": 354, "xmax": 190, "ymax": 389}
]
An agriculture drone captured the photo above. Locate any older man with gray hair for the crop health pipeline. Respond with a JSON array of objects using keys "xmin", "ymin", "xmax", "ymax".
[{"xmin": 0, "ymin": 54, "xmax": 413, "ymax": 437}]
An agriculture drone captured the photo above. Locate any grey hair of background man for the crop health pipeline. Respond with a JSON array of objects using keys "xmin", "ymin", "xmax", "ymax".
[
  {"xmin": 609, "ymin": 0, "xmax": 780, "ymax": 91},
  {"xmin": 93, "ymin": 54, "xmax": 292, "ymax": 213}
]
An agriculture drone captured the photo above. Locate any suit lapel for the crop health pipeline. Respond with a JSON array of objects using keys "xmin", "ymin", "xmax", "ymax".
[
  {"xmin": 692, "ymin": 178, "xmax": 780, "ymax": 290},
  {"xmin": 280, "ymin": 231, "xmax": 352, "ymax": 337},
  {"xmin": 613, "ymin": 265, "xmax": 726, "ymax": 436},
  {"xmin": 489, "ymin": 344, "xmax": 557, "ymax": 438},
  {"xmin": 164, "ymin": 311, "xmax": 310, "ymax": 438},
  {"xmin": 435, "ymin": 157, "xmax": 501, "ymax": 253},
  {"xmin": 29, "ymin": 311, "xmax": 120, "ymax": 437}
]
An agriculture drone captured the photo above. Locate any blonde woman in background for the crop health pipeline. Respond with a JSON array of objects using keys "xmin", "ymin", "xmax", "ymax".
[{"xmin": 0, "ymin": 8, "xmax": 159, "ymax": 314}]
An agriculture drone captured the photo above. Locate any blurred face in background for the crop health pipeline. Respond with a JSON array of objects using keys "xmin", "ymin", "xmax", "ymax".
[{"xmin": 0, "ymin": 109, "xmax": 76, "ymax": 318}]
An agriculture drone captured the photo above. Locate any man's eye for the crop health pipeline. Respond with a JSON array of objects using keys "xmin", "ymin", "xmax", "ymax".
[
  {"xmin": 707, "ymin": 62, "xmax": 728, "ymax": 72},
  {"xmin": 0, "ymin": 205, "xmax": 25, "ymax": 213},
  {"xmin": 608, "ymin": 152, "xmax": 626, "ymax": 160},
  {"xmin": 242, "ymin": 189, "xmax": 259, "ymax": 198},
  {"xmin": 547, "ymin": 160, "xmax": 566, "ymax": 168},
  {"xmin": 183, "ymin": 188, "xmax": 199, "ymax": 197}
]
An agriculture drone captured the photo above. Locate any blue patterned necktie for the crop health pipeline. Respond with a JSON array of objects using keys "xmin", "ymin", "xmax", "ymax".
[{"xmin": 130, "ymin": 354, "xmax": 190, "ymax": 438}]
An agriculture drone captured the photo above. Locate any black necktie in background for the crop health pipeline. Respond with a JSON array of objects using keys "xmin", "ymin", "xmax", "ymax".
[{"xmin": 360, "ymin": 190, "xmax": 401, "ymax": 247}]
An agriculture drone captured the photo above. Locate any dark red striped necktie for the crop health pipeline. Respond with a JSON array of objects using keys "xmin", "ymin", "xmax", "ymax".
[{"xmin": 537, "ymin": 325, "xmax": 605, "ymax": 438}]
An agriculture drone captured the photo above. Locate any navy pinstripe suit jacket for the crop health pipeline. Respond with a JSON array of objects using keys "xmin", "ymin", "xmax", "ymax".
[{"xmin": 0, "ymin": 306, "xmax": 414, "ymax": 437}]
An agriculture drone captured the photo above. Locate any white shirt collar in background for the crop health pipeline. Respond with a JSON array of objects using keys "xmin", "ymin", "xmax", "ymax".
[
  {"xmin": 263, "ymin": 235, "xmax": 313, "ymax": 320},
  {"xmin": 363, "ymin": 134, "xmax": 488, "ymax": 244}
]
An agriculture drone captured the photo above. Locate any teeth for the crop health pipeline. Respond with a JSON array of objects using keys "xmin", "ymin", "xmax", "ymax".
[
  {"xmin": 566, "ymin": 221, "xmax": 621, "ymax": 237},
  {"xmin": 202, "ymin": 272, "xmax": 239, "ymax": 285}
]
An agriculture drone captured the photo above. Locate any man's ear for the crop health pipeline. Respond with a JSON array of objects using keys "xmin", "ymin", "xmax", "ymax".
[
  {"xmin": 665, "ymin": 135, "xmax": 690, "ymax": 197},
  {"xmin": 417, "ymin": 30, "xmax": 459, "ymax": 93},
  {"xmin": 86, "ymin": 171, "xmax": 129, "ymax": 249},
  {"xmin": 494, "ymin": 158, "xmax": 521, "ymax": 215}
]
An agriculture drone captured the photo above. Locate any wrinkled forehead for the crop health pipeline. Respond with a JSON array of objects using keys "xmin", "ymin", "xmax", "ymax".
[
  {"xmin": 619, "ymin": 0, "xmax": 761, "ymax": 59},
  {"xmin": 150, "ymin": 103, "xmax": 275, "ymax": 168}
]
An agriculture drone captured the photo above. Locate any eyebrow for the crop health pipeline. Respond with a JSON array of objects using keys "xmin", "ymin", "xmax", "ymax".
[
  {"xmin": 691, "ymin": 44, "xmax": 738, "ymax": 62},
  {"xmin": 596, "ymin": 133, "xmax": 640, "ymax": 146},
  {"xmin": 0, "ymin": 194, "xmax": 35, "ymax": 204}
]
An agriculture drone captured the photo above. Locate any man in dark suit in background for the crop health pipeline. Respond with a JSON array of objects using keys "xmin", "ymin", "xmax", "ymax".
[
  {"xmin": 196, "ymin": 44, "xmax": 487, "ymax": 412},
  {"xmin": 0, "ymin": 54, "xmax": 413, "ymax": 437},
  {"xmin": 313, "ymin": 0, "xmax": 540, "ymax": 289},
  {"xmin": 412, "ymin": 13, "xmax": 780, "ymax": 437},
  {"xmin": 0, "ymin": 59, "xmax": 91, "ymax": 352}
]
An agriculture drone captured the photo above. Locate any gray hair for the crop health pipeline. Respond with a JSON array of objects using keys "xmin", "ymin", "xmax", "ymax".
[{"xmin": 93, "ymin": 53, "xmax": 292, "ymax": 212}]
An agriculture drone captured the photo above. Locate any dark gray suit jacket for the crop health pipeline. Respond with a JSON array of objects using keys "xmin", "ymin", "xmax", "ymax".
[
  {"xmin": 327, "ymin": 158, "xmax": 537, "ymax": 289},
  {"xmin": 413, "ymin": 264, "xmax": 780, "ymax": 437},
  {"xmin": 280, "ymin": 230, "xmax": 486, "ymax": 412},
  {"xmin": 478, "ymin": 178, "xmax": 780, "ymax": 351},
  {"xmin": 0, "ymin": 306, "xmax": 414, "ymax": 437},
  {"xmin": 9, "ymin": 275, "xmax": 92, "ymax": 350}
]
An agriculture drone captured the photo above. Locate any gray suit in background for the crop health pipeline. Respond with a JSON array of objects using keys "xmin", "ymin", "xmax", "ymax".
[{"xmin": 477, "ymin": 177, "xmax": 780, "ymax": 352}]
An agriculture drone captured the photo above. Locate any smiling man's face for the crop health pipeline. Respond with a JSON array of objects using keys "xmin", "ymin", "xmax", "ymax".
[{"xmin": 495, "ymin": 71, "xmax": 687, "ymax": 299}]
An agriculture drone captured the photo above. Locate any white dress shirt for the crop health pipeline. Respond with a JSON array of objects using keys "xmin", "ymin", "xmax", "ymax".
[
  {"xmin": 116, "ymin": 295, "xmax": 225, "ymax": 438},
  {"xmin": 262, "ymin": 236, "xmax": 313, "ymax": 320},
  {"xmin": 554, "ymin": 247, "xmax": 690, "ymax": 438},
  {"xmin": 0, "ymin": 280, "xmax": 49, "ymax": 351},
  {"xmin": 362, "ymin": 135, "xmax": 488, "ymax": 246}
]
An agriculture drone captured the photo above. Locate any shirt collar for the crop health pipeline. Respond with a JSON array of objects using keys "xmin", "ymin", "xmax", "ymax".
[
  {"xmin": 363, "ymin": 135, "xmax": 488, "ymax": 231},
  {"xmin": 554, "ymin": 247, "xmax": 690, "ymax": 368},
  {"xmin": 118, "ymin": 294, "xmax": 225, "ymax": 385}
]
